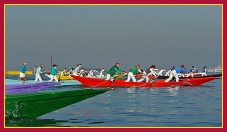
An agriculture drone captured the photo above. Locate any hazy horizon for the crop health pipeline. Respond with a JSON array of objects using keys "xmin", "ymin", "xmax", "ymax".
[{"xmin": 5, "ymin": 5, "xmax": 222, "ymax": 71}]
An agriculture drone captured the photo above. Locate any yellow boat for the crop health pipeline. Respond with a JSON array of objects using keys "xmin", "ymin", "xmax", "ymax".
[
  {"xmin": 57, "ymin": 75, "xmax": 74, "ymax": 80},
  {"xmin": 5, "ymin": 71, "xmax": 33, "ymax": 75}
]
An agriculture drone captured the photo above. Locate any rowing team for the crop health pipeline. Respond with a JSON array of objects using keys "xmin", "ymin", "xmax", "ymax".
[
  {"xmin": 103, "ymin": 63, "xmax": 207, "ymax": 83},
  {"xmin": 18, "ymin": 62, "xmax": 207, "ymax": 83},
  {"xmin": 67, "ymin": 64, "xmax": 106, "ymax": 78}
]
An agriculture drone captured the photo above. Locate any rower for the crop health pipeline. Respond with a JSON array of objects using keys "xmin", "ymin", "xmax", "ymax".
[
  {"xmin": 165, "ymin": 66, "xmax": 179, "ymax": 82},
  {"xmin": 99, "ymin": 68, "xmax": 106, "ymax": 78},
  {"xmin": 158, "ymin": 68, "xmax": 166, "ymax": 76},
  {"xmin": 137, "ymin": 69, "xmax": 149, "ymax": 82},
  {"xmin": 49, "ymin": 64, "xmax": 59, "ymax": 82},
  {"xmin": 200, "ymin": 66, "xmax": 207, "ymax": 76},
  {"xmin": 147, "ymin": 65, "xmax": 159, "ymax": 77},
  {"xmin": 87, "ymin": 68, "xmax": 99, "ymax": 78},
  {"xmin": 186, "ymin": 66, "xmax": 196, "ymax": 77},
  {"xmin": 105, "ymin": 62, "xmax": 124, "ymax": 81},
  {"xmin": 73, "ymin": 64, "xmax": 82, "ymax": 76},
  {"xmin": 35, "ymin": 64, "xmax": 43, "ymax": 82},
  {"xmin": 18, "ymin": 62, "xmax": 27, "ymax": 82},
  {"xmin": 176, "ymin": 65, "xmax": 188, "ymax": 77},
  {"xmin": 125, "ymin": 64, "xmax": 141, "ymax": 82},
  {"xmin": 61, "ymin": 68, "xmax": 67, "ymax": 76}
]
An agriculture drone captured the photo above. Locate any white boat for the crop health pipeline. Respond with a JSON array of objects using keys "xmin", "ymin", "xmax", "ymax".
[
  {"xmin": 207, "ymin": 64, "xmax": 222, "ymax": 73},
  {"xmin": 214, "ymin": 64, "xmax": 222, "ymax": 73}
]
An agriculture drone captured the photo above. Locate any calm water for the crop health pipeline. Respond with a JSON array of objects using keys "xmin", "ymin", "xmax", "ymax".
[{"xmin": 5, "ymin": 75, "xmax": 222, "ymax": 127}]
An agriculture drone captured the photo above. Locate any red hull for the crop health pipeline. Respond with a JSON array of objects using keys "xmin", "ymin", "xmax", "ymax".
[
  {"xmin": 71, "ymin": 75, "xmax": 219, "ymax": 88},
  {"xmin": 136, "ymin": 73, "xmax": 207, "ymax": 79}
]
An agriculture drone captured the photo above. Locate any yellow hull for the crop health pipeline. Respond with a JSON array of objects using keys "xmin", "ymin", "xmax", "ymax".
[
  {"xmin": 5, "ymin": 71, "xmax": 33, "ymax": 75},
  {"xmin": 57, "ymin": 75, "xmax": 74, "ymax": 80}
]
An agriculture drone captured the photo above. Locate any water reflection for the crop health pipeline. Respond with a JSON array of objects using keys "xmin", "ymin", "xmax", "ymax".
[
  {"xmin": 5, "ymin": 118, "xmax": 68, "ymax": 127},
  {"xmin": 167, "ymin": 86, "xmax": 180, "ymax": 96}
]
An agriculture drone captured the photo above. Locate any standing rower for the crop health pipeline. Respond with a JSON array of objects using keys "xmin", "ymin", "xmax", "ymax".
[
  {"xmin": 106, "ymin": 62, "xmax": 124, "ymax": 80},
  {"xmin": 125, "ymin": 64, "xmax": 141, "ymax": 82}
]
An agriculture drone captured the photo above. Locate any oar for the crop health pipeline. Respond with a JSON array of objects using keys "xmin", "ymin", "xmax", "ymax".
[
  {"xmin": 58, "ymin": 75, "xmax": 61, "ymax": 82},
  {"xmin": 114, "ymin": 73, "xmax": 127, "ymax": 79}
]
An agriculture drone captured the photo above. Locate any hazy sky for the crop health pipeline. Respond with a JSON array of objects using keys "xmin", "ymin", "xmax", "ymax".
[{"xmin": 5, "ymin": 5, "xmax": 222, "ymax": 71}]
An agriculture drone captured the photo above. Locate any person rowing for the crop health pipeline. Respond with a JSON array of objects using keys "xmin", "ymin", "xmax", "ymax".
[
  {"xmin": 34, "ymin": 64, "xmax": 43, "ymax": 82},
  {"xmin": 87, "ymin": 68, "xmax": 99, "ymax": 78},
  {"xmin": 69, "ymin": 68, "xmax": 75, "ymax": 75},
  {"xmin": 158, "ymin": 68, "xmax": 166, "ymax": 76},
  {"xmin": 186, "ymin": 66, "xmax": 196, "ymax": 77},
  {"xmin": 18, "ymin": 62, "xmax": 27, "ymax": 82},
  {"xmin": 200, "ymin": 66, "xmax": 207, "ymax": 76},
  {"xmin": 165, "ymin": 66, "xmax": 179, "ymax": 82},
  {"xmin": 125, "ymin": 64, "xmax": 141, "ymax": 82},
  {"xmin": 137, "ymin": 69, "xmax": 149, "ymax": 82},
  {"xmin": 99, "ymin": 68, "xmax": 106, "ymax": 78},
  {"xmin": 165, "ymin": 65, "xmax": 188, "ymax": 82},
  {"xmin": 73, "ymin": 64, "xmax": 82, "ymax": 76},
  {"xmin": 79, "ymin": 67, "xmax": 88, "ymax": 77},
  {"xmin": 147, "ymin": 65, "xmax": 159, "ymax": 78},
  {"xmin": 61, "ymin": 68, "xmax": 67, "ymax": 76},
  {"xmin": 49, "ymin": 64, "xmax": 59, "ymax": 82},
  {"xmin": 105, "ymin": 62, "xmax": 124, "ymax": 80},
  {"xmin": 176, "ymin": 65, "xmax": 188, "ymax": 77}
]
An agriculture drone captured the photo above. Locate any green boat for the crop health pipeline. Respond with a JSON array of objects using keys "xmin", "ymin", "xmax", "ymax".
[{"xmin": 5, "ymin": 88, "xmax": 109, "ymax": 119}]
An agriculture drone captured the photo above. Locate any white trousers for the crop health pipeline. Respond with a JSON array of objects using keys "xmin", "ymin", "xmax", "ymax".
[
  {"xmin": 105, "ymin": 74, "xmax": 111, "ymax": 80},
  {"xmin": 125, "ymin": 72, "xmax": 136, "ymax": 82},
  {"xmin": 35, "ymin": 74, "xmax": 42, "ymax": 82},
  {"xmin": 49, "ymin": 75, "xmax": 58, "ymax": 82},
  {"xmin": 137, "ymin": 75, "xmax": 149, "ymax": 82},
  {"xmin": 201, "ymin": 72, "xmax": 207, "ymax": 76},
  {"xmin": 165, "ymin": 70, "xmax": 179, "ymax": 82},
  {"xmin": 186, "ymin": 72, "xmax": 194, "ymax": 77},
  {"xmin": 19, "ymin": 72, "xmax": 25, "ymax": 77}
]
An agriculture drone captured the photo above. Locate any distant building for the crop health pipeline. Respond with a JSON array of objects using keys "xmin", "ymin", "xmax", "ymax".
[{"xmin": 207, "ymin": 64, "xmax": 222, "ymax": 73}]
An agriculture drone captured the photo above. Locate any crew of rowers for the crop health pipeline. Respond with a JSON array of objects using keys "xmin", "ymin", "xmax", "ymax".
[
  {"xmin": 65, "ymin": 63, "xmax": 207, "ymax": 83},
  {"xmin": 19, "ymin": 62, "xmax": 208, "ymax": 82}
]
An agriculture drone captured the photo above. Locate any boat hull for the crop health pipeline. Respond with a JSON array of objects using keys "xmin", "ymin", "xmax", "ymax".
[
  {"xmin": 57, "ymin": 75, "xmax": 74, "ymax": 80},
  {"xmin": 136, "ymin": 73, "xmax": 222, "ymax": 79},
  {"xmin": 5, "ymin": 88, "xmax": 109, "ymax": 119},
  {"xmin": 6, "ymin": 82, "xmax": 61, "ymax": 94},
  {"xmin": 71, "ymin": 75, "xmax": 219, "ymax": 88}
]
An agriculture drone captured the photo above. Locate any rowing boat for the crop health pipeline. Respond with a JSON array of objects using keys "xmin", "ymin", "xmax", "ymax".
[
  {"xmin": 5, "ymin": 88, "xmax": 109, "ymax": 119},
  {"xmin": 57, "ymin": 75, "xmax": 74, "ymax": 80},
  {"xmin": 6, "ymin": 78, "xmax": 82, "ymax": 88},
  {"xmin": 71, "ymin": 75, "xmax": 220, "ymax": 88},
  {"xmin": 136, "ymin": 73, "xmax": 222, "ymax": 79},
  {"xmin": 6, "ymin": 82, "xmax": 61, "ymax": 94}
]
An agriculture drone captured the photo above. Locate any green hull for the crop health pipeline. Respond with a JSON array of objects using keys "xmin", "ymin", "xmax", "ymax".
[{"xmin": 5, "ymin": 88, "xmax": 109, "ymax": 119}]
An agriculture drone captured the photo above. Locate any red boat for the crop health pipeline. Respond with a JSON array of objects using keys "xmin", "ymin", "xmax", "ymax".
[
  {"xmin": 136, "ymin": 73, "xmax": 222, "ymax": 79},
  {"xmin": 71, "ymin": 75, "xmax": 220, "ymax": 88}
]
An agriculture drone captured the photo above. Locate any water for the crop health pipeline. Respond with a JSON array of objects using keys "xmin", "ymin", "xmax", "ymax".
[{"xmin": 5, "ymin": 75, "xmax": 222, "ymax": 127}]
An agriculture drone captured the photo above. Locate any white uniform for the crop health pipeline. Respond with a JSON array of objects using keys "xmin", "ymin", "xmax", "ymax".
[
  {"xmin": 35, "ymin": 66, "xmax": 43, "ymax": 82},
  {"xmin": 73, "ymin": 66, "xmax": 81, "ymax": 76},
  {"xmin": 148, "ymin": 68, "xmax": 158, "ymax": 77},
  {"xmin": 61, "ymin": 69, "xmax": 67, "ymax": 76},
  {"xmin": 125, "ymin": 69, "xmax": 141, "ymax": 82},
  {"xmin": 165, "ymin": 70, "xmax": 179, "ymax": 82},
  {"xmin": 201, "ymin": 68, "xmax": 207, "ymax": 76},
  {"xmin": 100, "ymin": 69, "xmax": 105, "ymax": 77},
  {"xmin": 158, "ymin": 69, "xmax": 166, "ymax": 76},
  {"xmin": 137, "ymin": 71, "xmax": 149, "ymax": 82}
]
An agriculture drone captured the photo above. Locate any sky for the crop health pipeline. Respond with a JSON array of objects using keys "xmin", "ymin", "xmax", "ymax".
[{"xmin": 5, "ymin": 5, "xmax": 222, "ymax": 71}]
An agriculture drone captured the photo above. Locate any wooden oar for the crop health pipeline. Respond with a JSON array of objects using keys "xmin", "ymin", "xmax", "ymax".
[
  {"xmin": 58, "ymin": 75, "xmax": 61, "ymax": 82},
  {"xmin": 114, "ymin": 73, "xmax": 127, "ymax": 79}
]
